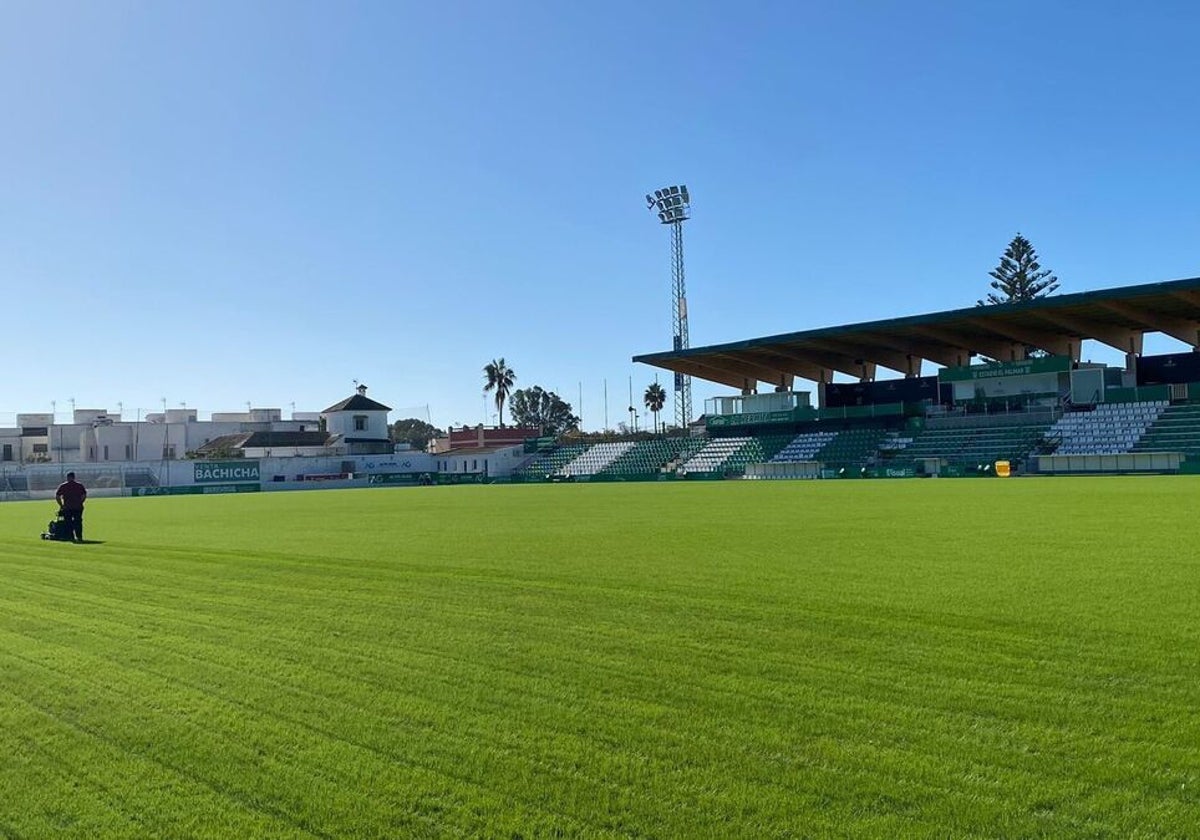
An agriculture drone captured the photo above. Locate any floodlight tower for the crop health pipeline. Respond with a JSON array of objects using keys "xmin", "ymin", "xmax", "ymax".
[{"xmin": 645, "ymin": 184, "xmax": 692, "ymax": 430}]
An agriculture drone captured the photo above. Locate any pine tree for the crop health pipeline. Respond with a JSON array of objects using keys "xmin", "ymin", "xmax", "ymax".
[{"xmin": 980, "ymin": 233, "xmax": 1060, "ymax": 305}]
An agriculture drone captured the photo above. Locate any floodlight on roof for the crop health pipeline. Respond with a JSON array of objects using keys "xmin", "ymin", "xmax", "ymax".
[
  {"xmin": 645, "ymin": 193, "xmax": 655, "ymax": 207},
  {"xmin": 655, "ymin": 189, "xmax": 664, "ymax": 199},
  {"xmin": 669, "ymin": 185, "xmax": 679, "ymax": 195}
]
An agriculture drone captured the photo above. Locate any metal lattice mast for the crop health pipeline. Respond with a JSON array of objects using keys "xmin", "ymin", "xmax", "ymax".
[
  {"xmin": 646, "ymin": 184, "xmax": 692, "ymax": 430},
  {"xmin": 669, "ymin": 220, "xmax": 691, "ymax": 429}
]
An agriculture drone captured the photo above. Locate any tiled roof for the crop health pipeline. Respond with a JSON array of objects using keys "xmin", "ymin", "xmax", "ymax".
[
  {"xmin": 322, "ymin": 393, "xmax": 392, "ymax": 413},
  {"xmin": 241, "ymin": 431, "xmax": 332, "ymax": 448},
  {"xmin": 193, "ymin": 433, "xmax": 253, "ymax": 455}
]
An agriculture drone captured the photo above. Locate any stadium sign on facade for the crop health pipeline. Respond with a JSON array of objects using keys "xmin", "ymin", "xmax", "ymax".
[
  {"xmin": 707, "ymin": 410, "xmax": 795, "ymax": 428},
  {"xmin": 194, "ymin": 461, "xmax": 261, "ymax": 483},
  {"xmin": 938, "ymin": 356, "xmax": 1071, "ymax": 383}
]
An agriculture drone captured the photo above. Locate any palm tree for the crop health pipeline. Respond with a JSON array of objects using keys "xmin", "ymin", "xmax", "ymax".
[
  {"xmin": 644, "ymin": 382, "xmax": 667, "ymax": 433},
  {"xmin": 483, "ymin": 358, "xmax": 516, "ymax": 427}
]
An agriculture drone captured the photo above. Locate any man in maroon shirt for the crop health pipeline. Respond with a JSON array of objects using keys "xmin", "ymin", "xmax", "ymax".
[{"xmin": 55, "ymin": 471, "xmax": 87, "ymax": 542}]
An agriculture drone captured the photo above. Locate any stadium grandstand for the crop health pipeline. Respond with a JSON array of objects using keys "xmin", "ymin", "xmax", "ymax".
[
  {"xmin": 508, "ymin": 275, "xmax": 1200, "ymax": 482},
  {"xmin": 9, "ymin": 278, "xmax": 1200, "ymax": 491}
]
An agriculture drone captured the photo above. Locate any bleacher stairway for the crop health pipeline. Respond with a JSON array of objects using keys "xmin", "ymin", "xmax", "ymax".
[{"xmin": 1133, "ymin": 403, "xmax": 1200, "ymax": 458}]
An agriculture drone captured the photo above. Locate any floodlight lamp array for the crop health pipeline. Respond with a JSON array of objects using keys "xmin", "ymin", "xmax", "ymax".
[{"xmin": 645, "ymin": 184, "xmax": 690, "ymax": 224}]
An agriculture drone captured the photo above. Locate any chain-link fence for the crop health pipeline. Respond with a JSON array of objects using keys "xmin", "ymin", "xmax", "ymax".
[{"xmin": 0, "ymin": 465, "xmax": 160, "ymax": 501}]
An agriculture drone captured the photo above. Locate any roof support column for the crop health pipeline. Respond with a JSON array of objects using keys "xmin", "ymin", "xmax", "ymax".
[
  {"xmin": 815, "ymin": 368, "xmax": 833, "ymax": 409},
  {"xmin": 1126, "ymin": 332, "xmax": 1144, "ymax": 374},
  {"xmin": 773, "ymin": 374, "xmax": 795, "ymax": 393}
]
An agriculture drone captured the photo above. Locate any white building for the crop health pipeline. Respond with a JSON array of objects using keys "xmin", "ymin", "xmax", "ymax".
[
  {"xmin": 320, "ymin": 385, "xmax": 393, "ymax": 454},
  {"xmin": 0, "ymin": 386, "xmax": 393, "ymax": 466},
  {"xmin": 433, "ymin": 445, "xmax": 528, "ymax": 479},
  {"xmin": 0, "ymin": 386, "xmax": 544, "ymax": 500}
]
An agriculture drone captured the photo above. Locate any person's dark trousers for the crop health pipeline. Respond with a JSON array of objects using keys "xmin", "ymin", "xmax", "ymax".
[{"xmin": 62, "ymin": 510, "xmax": 83, "ymax": 541}]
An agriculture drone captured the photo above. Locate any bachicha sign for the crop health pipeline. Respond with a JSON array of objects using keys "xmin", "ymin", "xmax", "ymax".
[{"xmin": 193, "ymin": 461, "xmax": 261, "ymax": 483}]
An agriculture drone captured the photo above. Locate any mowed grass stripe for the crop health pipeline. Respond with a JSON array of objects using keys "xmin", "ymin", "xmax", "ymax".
[
  {"xmin": 0, "ymin": 629, "xmax": 582, "ymax": 839},
  {"xmin": 2, "ymin": 479, "xmax": 1200, "ymax": 837},
  {"xmin": 0, "ymin": 528, "xmax": 1190, "ymax": 835},
  {"xmin": 9, "ymin": 542, "xmax": 1099, "ymax": 801},
  {"xmin": 4, "ymin": 566, "xmax": 862, "ymax": 834},
  {"xmin": 0, "ymin": 586, "xmax": 604, "ymax": 836},
  {"xmin": 0, "ymin": 482, "xmax": 1180, "ymax": 835},
  {"xmin": 0, "ymin": 656, "xmax": 335, "ymax": 839},
  {"xmin": 2, "ymin": 552, "xmax": 700, "ymax": 835},
  {"xmin": 2, "ymin": 588, "xmax": 1180, "ymax": 835}
]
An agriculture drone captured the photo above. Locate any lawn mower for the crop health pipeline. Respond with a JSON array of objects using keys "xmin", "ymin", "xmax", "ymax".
[{"xmin": 41, "ymin": 508, "xmax": 75, "ymax": 541}]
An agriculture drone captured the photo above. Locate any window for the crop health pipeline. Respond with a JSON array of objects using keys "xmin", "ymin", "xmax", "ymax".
[
  {"xmin": 32, "ymin": 444, "xmax": 47, "ymax": 454},
  {"xmin": 2, "ymin": 444, "xmax": 12, "ymax": 461},
  {"xmin": 163, "ymin": 445, "xmax": 176, "ymax": 460},
  {"xmin": 354, "ymin": 415, "xmax": 367, "ymax": 431},
  {"xmin": 125, "ymin": 445, "xmax": 131, "ymax": 459},
  {"xmin": 103, "ymin": 446, "xmax": 109, "ymax": 461}
]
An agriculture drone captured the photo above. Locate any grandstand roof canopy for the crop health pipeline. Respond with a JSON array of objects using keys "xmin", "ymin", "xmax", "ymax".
[{"xmin": 633, "ymin": 276, "xmax": 1200, "ymax": 391}]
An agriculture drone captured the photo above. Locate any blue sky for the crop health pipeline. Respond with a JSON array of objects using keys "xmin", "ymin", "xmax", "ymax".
[{"xmin": 3, "ymin": 1, "xmax": 1198, "ymax": 430}]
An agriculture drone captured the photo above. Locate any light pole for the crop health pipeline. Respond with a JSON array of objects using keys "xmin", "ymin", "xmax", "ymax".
[{"xmin": 645, "ymin": 184, "xmax": 692, "ymax": 430}]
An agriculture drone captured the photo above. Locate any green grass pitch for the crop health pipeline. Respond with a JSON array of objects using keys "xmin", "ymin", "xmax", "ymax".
[{"xmin": 2, "ymin": 478, "xmax": 1199, "ymax": 838}]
